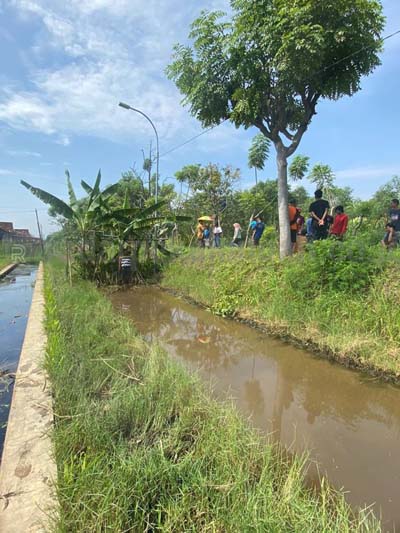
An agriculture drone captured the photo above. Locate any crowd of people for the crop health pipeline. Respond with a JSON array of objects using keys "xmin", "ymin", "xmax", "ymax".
[{"xmin": 195, "ymin": 190, "xmax": 400, "ymax": 251}]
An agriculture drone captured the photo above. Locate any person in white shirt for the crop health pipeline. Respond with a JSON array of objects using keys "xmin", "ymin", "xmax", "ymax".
[{"xmin": 213, "ymin": 221, "xmax": 223, "ymax": 248}]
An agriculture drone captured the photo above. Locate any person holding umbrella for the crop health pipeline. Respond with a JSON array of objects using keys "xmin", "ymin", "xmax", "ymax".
[{"xmin": 197, "ymin": 216, "xmax": 213, "ymax": 248}]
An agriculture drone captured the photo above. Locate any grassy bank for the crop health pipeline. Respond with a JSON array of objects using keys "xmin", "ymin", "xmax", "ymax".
[
  {"xmin": 44, "ymin": 261, "xmax": 379, "ymax": 532},
  {"xmin": 161, "ymin": 240, "xmax": 400, "ymax": 379}
]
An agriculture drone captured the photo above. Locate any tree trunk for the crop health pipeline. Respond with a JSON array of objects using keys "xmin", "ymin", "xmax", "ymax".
[{"xmin": 276, "ymin": 149, "xmax": 292, "ymax": 259}]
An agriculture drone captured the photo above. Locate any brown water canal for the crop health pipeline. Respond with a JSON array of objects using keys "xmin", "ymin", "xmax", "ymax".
[{"xmin": 111, "ymin": 287, "xmax": 400, "ymax": 530}]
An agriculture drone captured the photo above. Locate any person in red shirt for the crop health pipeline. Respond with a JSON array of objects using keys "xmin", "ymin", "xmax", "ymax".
[{"xmin": 330, "ymin": 206, "xmax": 349, "ymax": 239}]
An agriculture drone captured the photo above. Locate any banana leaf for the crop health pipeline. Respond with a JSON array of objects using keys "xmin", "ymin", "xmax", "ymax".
[{"xmin": 21, "ymin": 180, "xmax": 74, "ymax": 219}]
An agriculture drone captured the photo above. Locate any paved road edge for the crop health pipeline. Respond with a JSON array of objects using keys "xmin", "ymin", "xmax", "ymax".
[
  {"xmin": 0, "ymin": 262, "xmax": 57, "ymax": 532},
  {"xmin": 0, "ymin": 264, "xmax": 18, "ymax": 279}
]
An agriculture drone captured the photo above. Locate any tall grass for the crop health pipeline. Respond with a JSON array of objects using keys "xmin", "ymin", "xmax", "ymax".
[
  {"xmin": 44, "ymin": 261, "xmax": 379, "ymax": 532},
  {"xmin": 161, "ymin": 241, "xmax": 400, "ymax": 378},
  {"xmin": 0, "ymin": 241, "xmax": 42, "ymax": 268}
]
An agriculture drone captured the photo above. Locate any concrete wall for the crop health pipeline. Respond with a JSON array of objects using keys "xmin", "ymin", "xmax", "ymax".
[
  {"xmin": 0, "ymin": 263, "xmax": 56, "ymax": 532},
  {"xmin": 0, "ymin": 264, "xmax": 18, "ymax": 279}
]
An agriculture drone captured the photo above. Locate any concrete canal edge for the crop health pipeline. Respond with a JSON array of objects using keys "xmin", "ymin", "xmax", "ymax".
[
  {"xmin": 0, "ymin": 264, "xmax": 18, "ymax": 279},
  {"xmin": 0, "ymin": 263, "xmax": 57, "ymax": 532}
]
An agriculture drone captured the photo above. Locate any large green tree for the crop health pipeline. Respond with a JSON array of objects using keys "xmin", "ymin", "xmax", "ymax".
[{"xmin": 167, "ymin": 0, "xmax": 384, "ymax": 257}]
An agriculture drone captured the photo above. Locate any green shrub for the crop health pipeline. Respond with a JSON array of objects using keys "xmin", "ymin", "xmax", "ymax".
[{"xmin": 281, "ymin": 239, "xmax": 388, "ymax": 297}]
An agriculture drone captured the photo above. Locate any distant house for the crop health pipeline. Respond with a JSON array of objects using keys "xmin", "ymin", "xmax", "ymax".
[
  {"xmin": 0, "ymin": 228, "xmax": 9, "ymax": 241},
  {"xmin": 14, "ymin": 229, "xmax": 32, "ymax": 239},
  {"xmin": 0, "ymin": 222, "xmax": 14, "ymax": 233},
  {"xmin": 0, "ymin": 223, "xmax": 39, "ymax": 243},
  {"xmin": 0, "ymin": 222, "xmax": 13, "ymax": 242}
]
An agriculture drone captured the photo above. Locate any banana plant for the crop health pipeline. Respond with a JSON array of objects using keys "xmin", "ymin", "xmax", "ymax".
[
  {"xmin": 21, "ymin": 171, "xmax": 190, "ymax": 281},
  {"xmin": 21, "ymin": 170, "xmax": 119, "ymax": 249}
]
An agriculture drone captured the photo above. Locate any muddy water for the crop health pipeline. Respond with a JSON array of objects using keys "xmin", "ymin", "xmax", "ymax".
[
  {"xmin": 111, "ymin": 287, "xmax": 400, "ymax": 530},
  {"xmin": 0, "ymin": 265, "xmax": 37, "ymax": 456}
]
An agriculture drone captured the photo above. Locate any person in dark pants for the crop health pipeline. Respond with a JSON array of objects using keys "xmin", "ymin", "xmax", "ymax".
[
  {"xmin": 330, "ymin": 205, "xmax": 349, "ymax": 240},
  {"xmin": 382, "ymin": 223, "xmax": 397, "ymax": 250},
  {"xmin": 118, "ymin": 255, "xmax": 132, "ymax": 284},
  {"xmin": 389, "ymin": 199, "xmax": 400, "ymax": 243},
  {"xmin": 231, "ymin": 223, "xmax": 242, "ymax": 247},
  {"xmin": 309, "ymin": 190, "xmax": 330, "ymax": 240},
  {"xmin": 252, "ymin": 217, "xmax": 265, "ymax": 247}
]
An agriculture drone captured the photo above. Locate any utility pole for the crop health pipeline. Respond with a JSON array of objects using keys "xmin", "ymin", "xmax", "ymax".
[{"xmin": 35, "ymin": 209, "xmax": 45, "ymax": 256}]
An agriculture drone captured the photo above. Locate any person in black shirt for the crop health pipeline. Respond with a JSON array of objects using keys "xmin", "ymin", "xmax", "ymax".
[
  {"xmin": 389, "ymin": 199, "xmax": 400, "ymax": 230},
  {"xmin": 388, "ymin": 199, "xmax": 400, "ymax": 247},
  {"xmin": 309, "ymin": 190, "xmax": 330, "ymax": 240}
]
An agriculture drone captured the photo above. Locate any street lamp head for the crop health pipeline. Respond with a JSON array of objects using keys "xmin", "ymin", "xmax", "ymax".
[{"xmin": 118, "ymin": 101, "xmax": 131, "ymax": 110}]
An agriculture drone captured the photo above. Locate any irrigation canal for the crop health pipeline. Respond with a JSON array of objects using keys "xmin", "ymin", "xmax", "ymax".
[
  {"xmin": 0, "ymin": 265, "xmax": 37, "ymax": 457},
  {"xmin": 111, "ymin": 286, "xmax": 400, "ymax": 531}
]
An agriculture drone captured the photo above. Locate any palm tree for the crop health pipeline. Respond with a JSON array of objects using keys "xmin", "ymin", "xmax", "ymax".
[{"xmin": 248, "ymin": 134, "xmax": 270, "ymax": 186}]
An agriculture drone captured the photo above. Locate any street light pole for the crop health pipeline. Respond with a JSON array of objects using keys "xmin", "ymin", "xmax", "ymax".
[{"xmin": 118, "ymin": 102, "xmax": 159, "ymax": 203}]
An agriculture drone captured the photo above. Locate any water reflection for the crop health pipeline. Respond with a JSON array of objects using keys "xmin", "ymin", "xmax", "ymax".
[{"xmin": 111, "ymin": 287, "xmax": 400, "ymax": 529}]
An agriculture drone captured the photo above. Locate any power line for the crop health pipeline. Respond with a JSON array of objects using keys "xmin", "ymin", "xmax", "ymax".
[
  {"xmin": 158, "ymin": 28, "xmax": 400, "ymax": 159},
  {"xmin": 0, "ymin": 208, "xmax": 48, "ymax": 212},
  {"xmin": 159, "ymin": 119, "xmax": 229, "ymax": 159},
  {"xmin": 317, "ymin": 28, "xmax": 400, "ymax": 75}
]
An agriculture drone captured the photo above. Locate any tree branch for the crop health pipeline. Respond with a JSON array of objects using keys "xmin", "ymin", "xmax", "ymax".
[
  {"xmin": 286, "ymin": 93, "xmax": 320, "ymax": 157},
  {"xmin": 281, "ymin": 128, "xmax": 294, "ymax": 141},
  {"xmin": 254, "ymin": 118, "xmax": 275, "ymax": 141}
]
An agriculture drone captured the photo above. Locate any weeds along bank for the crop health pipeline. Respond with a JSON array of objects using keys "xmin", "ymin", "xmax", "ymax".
[
  {"xmin": 0, "ymin": 242, "xmax": 42, "ymax": 269},
  {"xmin": 161, "ymin": 239, "xmax": 400, "ymax": 379},
  {"xmin": 44, "ymin": 262, "xmax": 379, "ymax": 532}
]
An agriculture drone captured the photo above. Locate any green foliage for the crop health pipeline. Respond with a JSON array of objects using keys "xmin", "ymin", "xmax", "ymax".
[
  {"xmin": 167, "ymin": 0, "xmax": 384, "ymax": 257},
  {"xmin": 167, "ymin": 1, "xmax": 384, "ymax": 131},
  {"xmin": 282, "ymin": 239, "xmax": 387, "ymax": 296},
  {"xmin": 308, "ymin": 164, "xmax": 335, "ymax": 190},
  {"xmin": 22, "ymin": 171, "xmax": 186, "ymax": 283},
  {"xmin": 289, "ymin": 155, "xmax": 310, "ymax": 182},
  {"xmin": 248, "ymin": 133, "xmax": 271, "ymax": 183}
]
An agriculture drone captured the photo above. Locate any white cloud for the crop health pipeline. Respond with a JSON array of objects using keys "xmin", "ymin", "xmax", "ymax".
[
  {"xmin": 0, "ymin": 168, "xmax": 15, "ymax": 176},
  {"xmin": 7, "ymin": 149, "xmax": 42, "ymax": 157},
  {"xmin": 55, "ymin": 134, "xmax": 70, "ymax": 146},
  {"xmin": 0, "ymin": 91, "xmax": 55, "ymax": 133},
  {"xmin": 335, "ymin": 165, "xmax": 400, "ymax": 181},
  {"xmin": 0, "ymin": 0, "xmax": 234, "ymax": 150}
]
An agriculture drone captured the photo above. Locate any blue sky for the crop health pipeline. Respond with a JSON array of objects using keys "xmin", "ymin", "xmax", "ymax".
[{"xmin": 0, "ymin": 0, "xmax": 400, "ymax": 236}]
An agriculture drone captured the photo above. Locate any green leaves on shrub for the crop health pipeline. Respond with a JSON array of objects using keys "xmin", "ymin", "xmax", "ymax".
[{"xmin": 281, "ymin": 239, "xmax": 388, "ymax": 296}]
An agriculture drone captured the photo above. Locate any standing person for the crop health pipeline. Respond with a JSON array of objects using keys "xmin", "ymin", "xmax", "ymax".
[
  {"xmin": 118, "ymin": 255, "xmax": 132, "ymax": 285},
  {"xmin": 382, "ymin": 223, "xmax": 397, "ymax": 249},
  {"xmin": 196, "ymin": 221, "xmax": 205, "ymax": 248},
  {"xmin": 232, "ymin": 223, "xmax": 242, "ymax": 247},
  {"xmin": 330, "ymin": 206, "xmax": 349, "ymax": 240},
  {"xmin": 389, "ymin": 199, "xmax": 400, "ymax": 241},
  {"xmin": 213, "ymin": 220, "xmax": 223, "ymax": 248},
  {"xmin": 288, "ymin": 199, "xmax": 299, "ymax": 252},
  {"xmin": 309, "ymin": 190, "xmax": 330, "ymax": 240},
  {"xmin": 306, "ymin": 217, "xmax": 314, "ymax": 243},
  {"xmin": 203, "ymin": 225, "xmax": 211, "ymax": 248},
  {"xmin": 296, "ymin": 209, "xmax": 305, "ymax": 235},
  {"xmin": 252, "ymin": 216, "xmax": 265, "ymax": 247}
]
